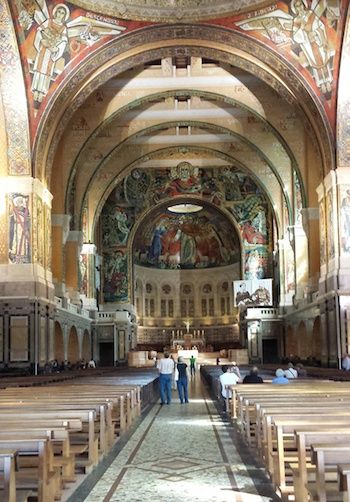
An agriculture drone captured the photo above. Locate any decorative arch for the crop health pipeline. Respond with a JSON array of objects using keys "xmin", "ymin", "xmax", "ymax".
[
  {"xmin": 0, "ymin": 0, "xmax": 31, "ymax": 176},
  {"xmin": 33, "ymin": 25, "xmax": 333, "ymax": 184},
  {"xmin": 54, "ymin": 321, "xmax": 64, "ymax": 362},
  {"xmin": 67, "ymin": 325, "xmax": 79, "ymax": 363},
  {"xmin": 312, "ymin": 316, "xmax": 322, "ymax": 361},
  {"xmin": 65, "ymin": 88, "xmax": 304, "ymax": 211},
  {"xmin": 82, "ymin": 330, "xmax": 90, "ymax": 361},
  {"xmin": 297, "ymin": 321, "xmax": 308, "ymax": 359}
]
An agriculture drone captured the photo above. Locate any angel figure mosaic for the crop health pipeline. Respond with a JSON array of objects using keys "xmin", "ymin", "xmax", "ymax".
[{"xmin": 17, "ymin": 0, "xmax": 126, "ymax": 103}]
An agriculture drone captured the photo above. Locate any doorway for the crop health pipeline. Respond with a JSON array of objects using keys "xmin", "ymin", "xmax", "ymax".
[
  {"xmin": 99, "ymin": 342, "xmax": 114, "ymax": 366},
  {"xmin": 262, "ymin": 338, "xmax": 278, "ymax": 364}
]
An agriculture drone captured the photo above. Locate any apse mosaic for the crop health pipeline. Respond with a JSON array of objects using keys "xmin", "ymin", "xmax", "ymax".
[
  {"xmin": 133, "ymin": 209, "xmax": 240, "ymax": 270},
  {"xmin": 101, "ymin": 164, "xmax": 275, "ymax": 302}
]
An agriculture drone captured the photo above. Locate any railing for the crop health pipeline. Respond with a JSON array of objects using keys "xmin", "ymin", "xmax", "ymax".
[{"xmin": 245, "ymin": 307, "xmax": 278, "ymax": 319}]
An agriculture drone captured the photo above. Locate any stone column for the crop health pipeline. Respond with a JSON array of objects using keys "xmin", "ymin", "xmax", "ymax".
[
  {"xmin": 51, "ymin": 214, "xmax": 71, "ymax": 297},
  {"xmin": 65, "ymin": 231, "xmax": 83, "ymax": 303}
]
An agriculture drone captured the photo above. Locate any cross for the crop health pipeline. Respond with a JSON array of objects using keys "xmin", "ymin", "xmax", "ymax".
[{"xmin": 184, "ymin": 320, "xmax": 190, "ymax": 333}]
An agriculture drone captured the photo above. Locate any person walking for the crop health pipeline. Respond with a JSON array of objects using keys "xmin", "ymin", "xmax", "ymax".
[
  {"xmin": 176, "ymin": 356, "xmax": 189, "ymax": 404},
  {"xmin": 189, "ymin": 354, "xmax": 196, "ymax": 376},
  {"xmin": 157, "ymin": 352, "xmax": 175, "ymax": 404}
]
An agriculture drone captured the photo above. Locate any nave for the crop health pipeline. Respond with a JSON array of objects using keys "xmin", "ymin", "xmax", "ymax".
[{"xmin": 75, "ymin": 374, "xmax": 278, "ymax": 502}]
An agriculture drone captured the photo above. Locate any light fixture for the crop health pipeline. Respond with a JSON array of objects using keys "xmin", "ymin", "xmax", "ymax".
[{"xmin": 167, "ymin": 203, "xmax": 203, "ymax": 214}]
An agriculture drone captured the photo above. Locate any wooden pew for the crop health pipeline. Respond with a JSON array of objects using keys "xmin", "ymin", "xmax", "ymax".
[
  {"xmin": 0, "ymin": 438, "xmax": 51, "ymax": 502},
  {"xmin": 293, "ymin": 428, "xmax": 350, "ymax": 501},
  {"xmin": 309, "ymin": 443, "xmax": 350, "ymax": 502},
  {"xmin": 337, "ymin": 464, "xmax": 350, "ymax": 502},
  {"xmin": 0, "ymin": 449, "xmax": 17, "ymax": 502}
]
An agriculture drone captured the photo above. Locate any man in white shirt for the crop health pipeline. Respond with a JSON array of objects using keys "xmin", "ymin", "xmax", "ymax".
[
  {"xmin": 285, "ymin": 362, "xmax": 298, "ymax": 379},
  {"xmin": 219, "ymin": 365, "xmax": 240, "ymax": 412},
  {"xmin": 157, "ymin": 352, "xmax": 175, "ymax": 404}
]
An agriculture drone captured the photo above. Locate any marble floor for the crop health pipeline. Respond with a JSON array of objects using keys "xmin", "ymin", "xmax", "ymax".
[{"xmin": 71, "ymin": 374, "xmax": 280, "ymax": 502}]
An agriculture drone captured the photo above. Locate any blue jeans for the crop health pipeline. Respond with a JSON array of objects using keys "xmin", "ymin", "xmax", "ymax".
[
  {"xmin": 177, "ymin": 377, "xmax": 188, "ymax": 403},
  {"xmin": 159, "ymin": 373, "xmax": 172, "ymax": 404}
]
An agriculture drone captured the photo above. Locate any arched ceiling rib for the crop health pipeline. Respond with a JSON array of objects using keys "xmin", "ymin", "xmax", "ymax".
[
  {"xmin": 66, "ymin": 88, "xmax": 303, "ymax": 195},
  {"xmin": 36, "ymin": 25, "xmax": 333, "ymax": 184},
  {"xmin": 68, "ymin": 0, "xmax": 269, "ymax": 22},
  {"xmin": 85, "ymin": 144, "xmax": 285, "ymax": 239},
  {"xmin": 91, "ymin": 145, "xmax": 286, "ymax": 236}
]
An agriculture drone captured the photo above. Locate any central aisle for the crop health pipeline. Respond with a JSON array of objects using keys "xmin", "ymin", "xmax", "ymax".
[{"xmin": 82, "ymin": 375, "xmax": 279, "ymax": 502}]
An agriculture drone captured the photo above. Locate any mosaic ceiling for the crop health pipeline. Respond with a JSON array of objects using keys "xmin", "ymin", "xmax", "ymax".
[{"xmin": 68, "ymin": 0, "xmax": 270, "ymax": 22}]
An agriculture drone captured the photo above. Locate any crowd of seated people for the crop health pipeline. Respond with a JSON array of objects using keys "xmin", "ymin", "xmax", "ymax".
[{"xmin": 42, "ymin": 358, "xmax": 96, "ymax": 373}]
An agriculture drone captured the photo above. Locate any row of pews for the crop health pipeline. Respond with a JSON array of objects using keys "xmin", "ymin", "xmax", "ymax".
[
  {"xmin": 0, "ymin": 375, "xmax": 142, "ymax": 502},
  {"xmin": 227, "ymin": 381, "xmax": 350, "ymax": 502}
]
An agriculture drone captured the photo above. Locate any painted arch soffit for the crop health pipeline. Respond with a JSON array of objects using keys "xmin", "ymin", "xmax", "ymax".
[
  {"xmin": 34, "ymin": 25, "xmax": 334, "ymax": 183},
  {"xmin": 83, "ymin": 145, "xmax": 286, "ymax": 236},
  {"xmin": 76, "ymin": 121, "xmax": 293, "ymax": 215},
  {"xmin": 67, "ymin": 88, "xmax": 302, "ymax": 190},
  {"xmin": 68, "ymin": 103, "xmax": 298, "ymax": 215},
  {"xmin": 91, "ymin": 152, "xmax": 285, "ymax": 243},
  {"xmin": 0, "ymin": 0, "xmax": 31, "ymax": 176},
  {"xmin": 68, "ymin": 0, "xmax": 272, "ymax": 22}
]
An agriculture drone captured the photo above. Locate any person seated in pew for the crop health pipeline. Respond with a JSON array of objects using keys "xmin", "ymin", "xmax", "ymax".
[
  {"xmin": 243, "ymin": 366, "xmax": 263, "ymax": 384},
  {"xmin": 219, "ymin": 365, "xmax": 241, "ymax": 411},
  {"xmin": 342, "ymin": 352, "xmax": 350, "ymax": 370},
  {"xmin": 284, "ymin": 362, "xmax": 298, "ymax": 379},
  {"xmin": 296, "ymin": 362, "xmax": 307, "ymax": 377},
  {"xmin": 272, "ymin": 368, "xmax": 290, "ymax": 385}
]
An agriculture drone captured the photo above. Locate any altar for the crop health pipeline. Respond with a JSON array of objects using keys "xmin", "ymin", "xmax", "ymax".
[{"xmin": 171, "ymin": 329, "xmax": 205, "ymax": 351}]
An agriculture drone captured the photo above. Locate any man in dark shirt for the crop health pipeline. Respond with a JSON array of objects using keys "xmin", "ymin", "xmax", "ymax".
[
  {"xmin": 176, "ymin": 356, "xmax": 189, "ymax": 403},
  {"xmin": 243, "ymin": 366, "xmax": 263, "ymax": 384}
]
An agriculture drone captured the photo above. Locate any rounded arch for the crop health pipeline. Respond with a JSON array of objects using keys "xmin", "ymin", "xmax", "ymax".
[
  {"xmin": 67, "ymin": 326, "xmax": 79, "ymax": 363},
  {"xmin": 66, "ymin": 88, "xmax": 304, "ymax": 211},
  {"xmin": 54, "ymin": 321, "xmax": 64, "ymax": 362},
  {"xmin": 90, "ymin": 145, "xmax": 285, "ymax": 240},
  {"xmin": 312, "ymin": 316, "xmax": 322, "ymax": 361},
  {"xmin": 128, "ymin": 196, "xmax": 244, "ymax": 292},
  {"xmin": 35, "ymin": 25, "xmax": 333, "ymax": 184},
  {"xmin": 285, "ymin": 324, "xmax": 297, "ymax": 359},
  {"xmin": 297, "ymin": 321, "xmax": 308, "ymax": 359},
  {"xmin": 82, "ymin": 330, "xmax": 91, "ymax": 361}
]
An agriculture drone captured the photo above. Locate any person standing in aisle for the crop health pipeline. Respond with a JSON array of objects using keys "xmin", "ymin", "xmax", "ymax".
[
  {"xmin": 189, "ymin": 354, "xmax": 196, "ymax": 376},
  {"xmin": 157, "ymin": 352, "xmax": 175, "ymax": 404},
  {"xmin": 176, "ymin": 356, "xmax": 189, "ymax": 403}
]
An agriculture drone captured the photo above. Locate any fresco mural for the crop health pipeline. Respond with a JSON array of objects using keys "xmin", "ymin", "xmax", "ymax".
[
  {"xmin": 79, "ymin": 252, "xmax": 87, "ymax": 295},
  {"xmin": 340, "ymin": 187, "xmax": 350, "ymax": 254},
  {"xmin": 133, "ymin": 209, "xmax": 240, "ymax": 269},
  {"xmin": 101, "ymin": 164, "xmax": 274, "ymax": 301},
  {"xmin": 327, "ymin": 189, "xmax": 335, "ymax": 259},
  {"xmin": 103, "ymin": 250, "xmax": 128, "ymax": 302},
  {"xmin": 285, "ymin": 237, "xmax": 296, "ymax": 293},
  {"xmin": 102, "ymin": 205, "xmax": 134, "ymax": 247},
  {"xmin": 319, "ymin": 199, "xmax": 327, "ymax": 264},
  {"xmin": 9, "ymin": 193, "xmax": 31, "ymax": 264},
  {"xmin": 15, "ymin": 0, "xmax": 126, "ymax": 106},
  {"xmin": 234, "ymin": 1, "xmax": 340, "ymax": 100}
]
